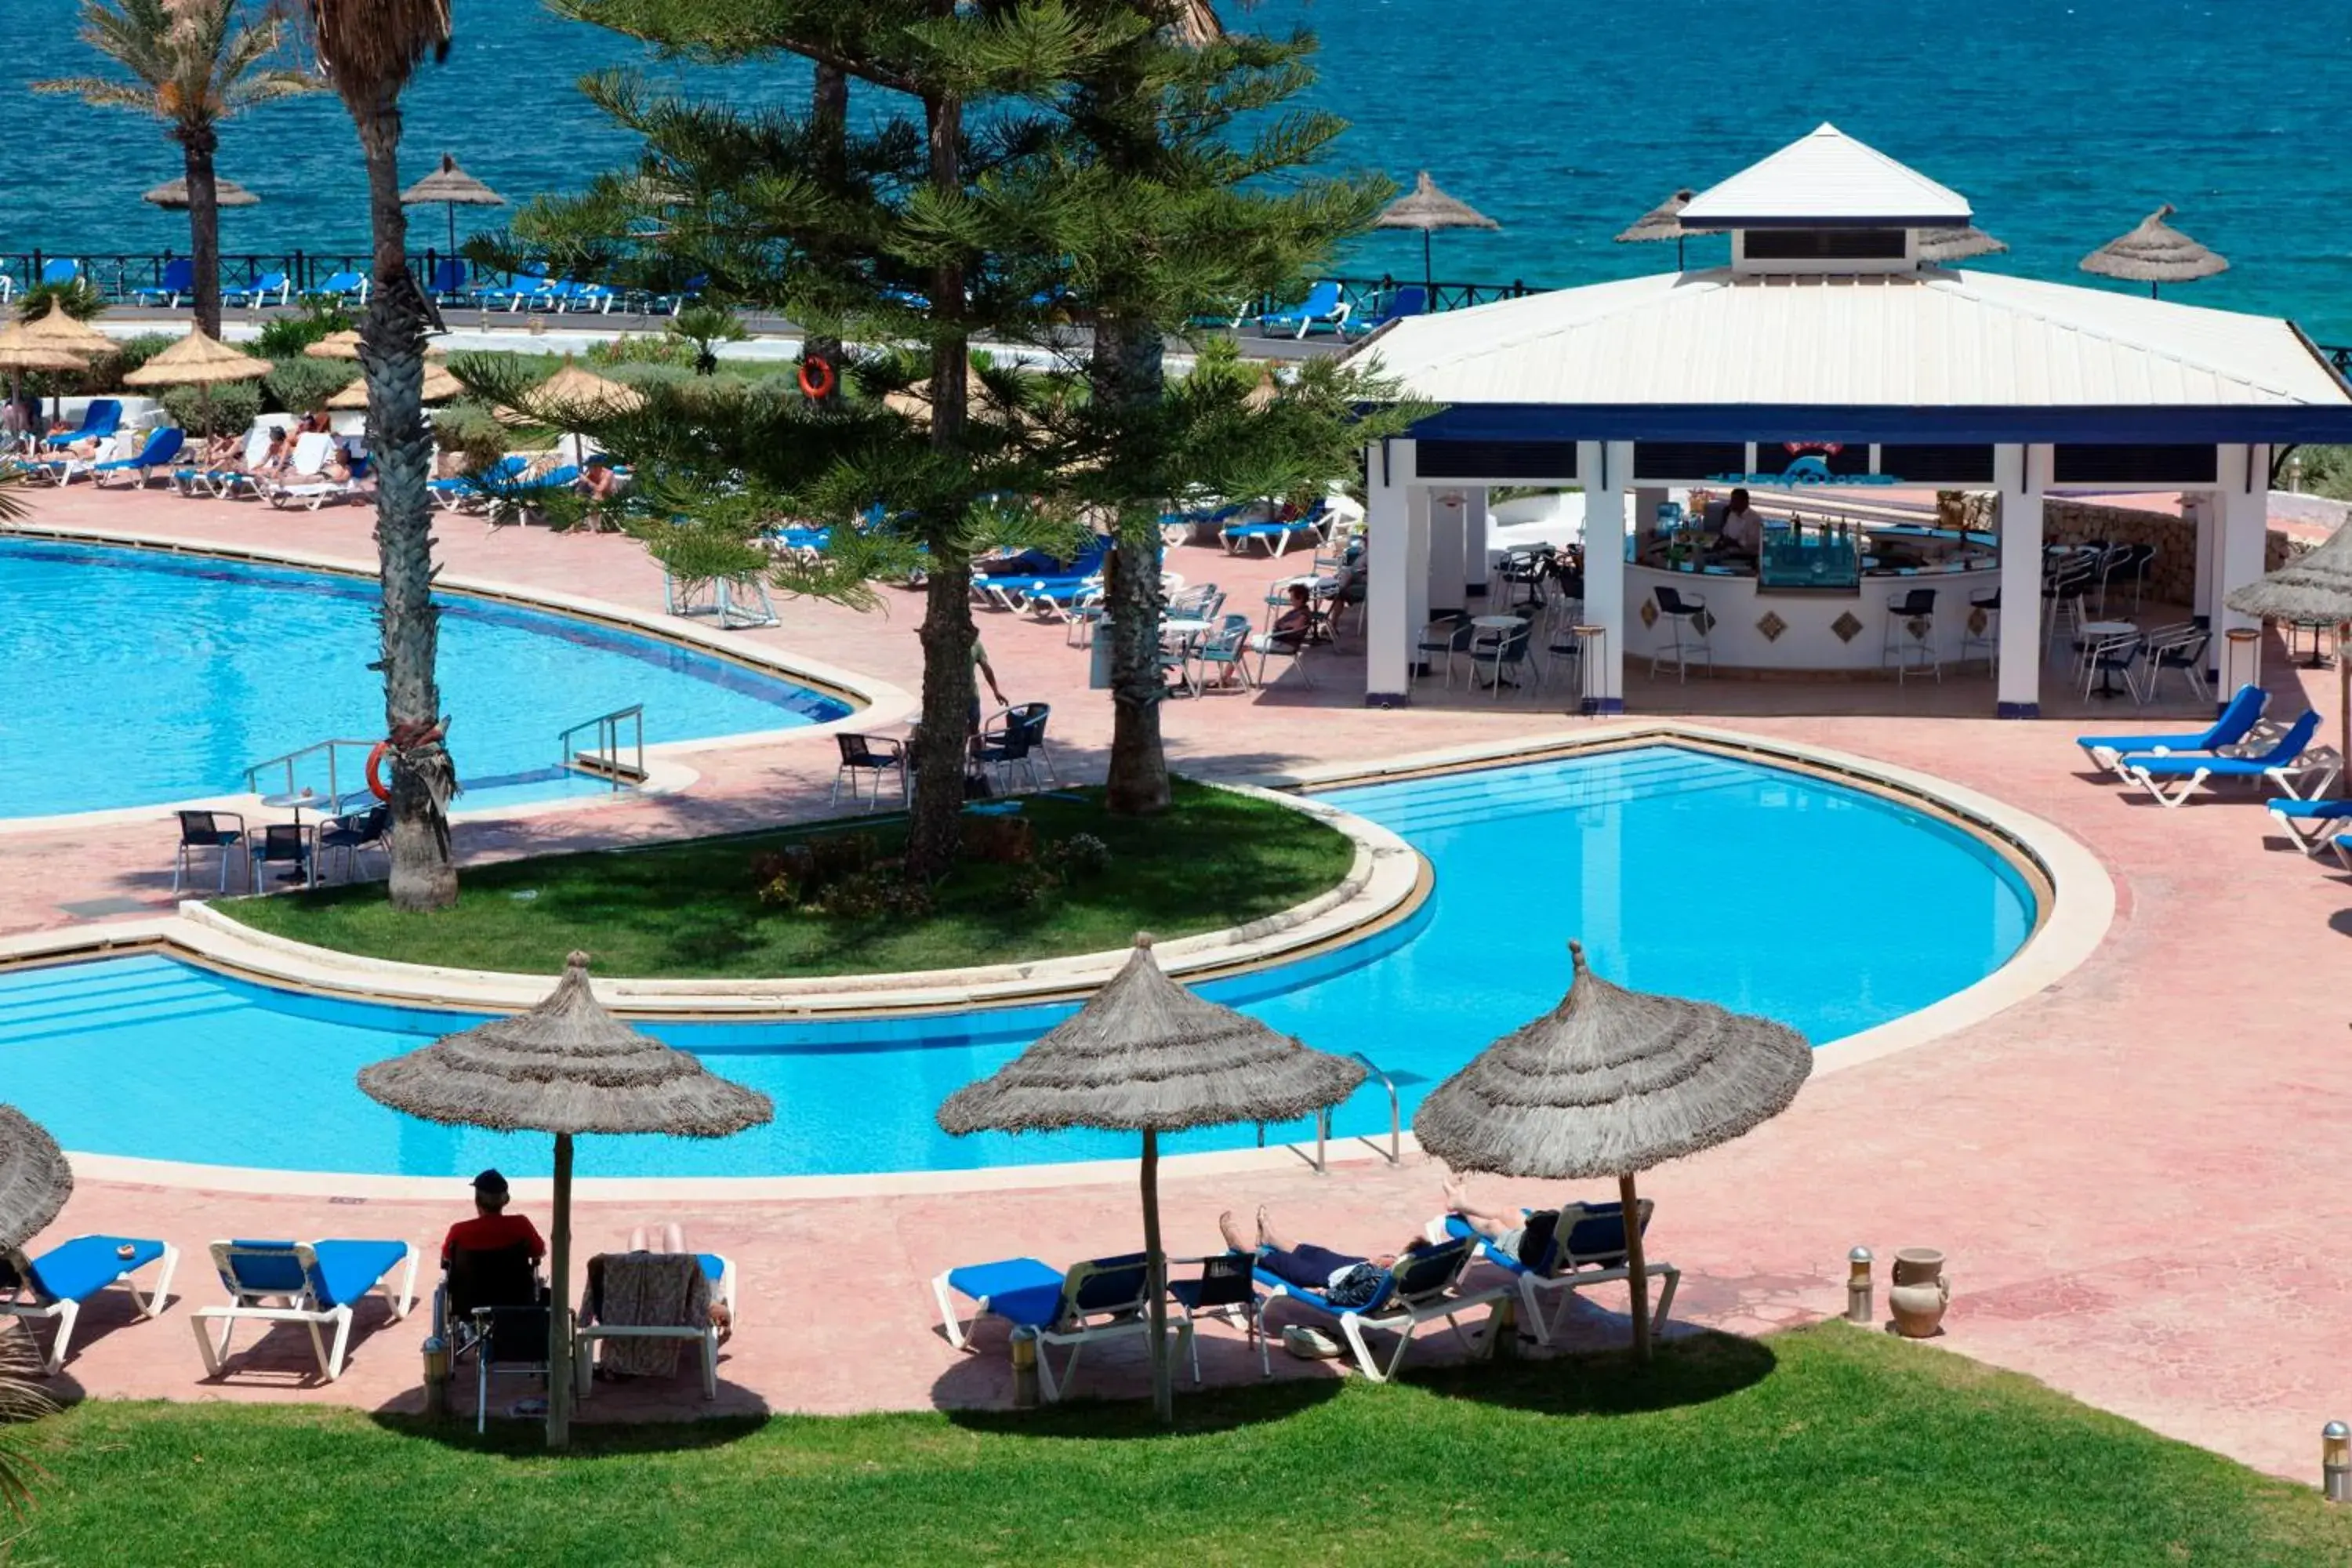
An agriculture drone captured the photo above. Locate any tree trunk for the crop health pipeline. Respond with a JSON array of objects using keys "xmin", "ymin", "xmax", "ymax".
[
  {"xmin": 546, "ymin": 1131, "xmax": 574, "ymax": 1449},
  {"xmin": 1619, "ymin": 1172, "xmax": 1652, "ymax": 1365},
  {"xmin": 800, "ymin": 62, "xmax": 848, "ymax": 405},
  {"xmin": 905, "ymin": 67, "xmax": 971, "ymax": 882},
  {"xmin": 1141, "ymin": 1127, "xmax": 1172, "ymax": 1425},
  {"xmin": 1093, "ymin": 316, "xmax": 1173, "ymax": 816},
  {"xmin": 181, "ymin": 125, "xmax": 223, "ymax": 340},
  {"xmin": 356, "ymin": 96, "xmax": 458, "ymax": 912}
]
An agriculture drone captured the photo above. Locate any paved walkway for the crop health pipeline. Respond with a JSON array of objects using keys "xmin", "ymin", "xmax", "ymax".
[{"xmin": 6, "ymin": 484, "xmax": 2350, "ymax": 1483}]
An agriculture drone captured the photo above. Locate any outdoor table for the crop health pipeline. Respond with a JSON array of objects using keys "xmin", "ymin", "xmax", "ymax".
[
  {"xmin": 1471, "ymin": 615, "xmax": 1527, "ymax": 690},
  {"xmin": 259, "ymin": 788, "xmax": 325, "ymax": 884},
  {"xmin": 2079, "ymin": 620, "xmax": 2138, "ymax": 698}
]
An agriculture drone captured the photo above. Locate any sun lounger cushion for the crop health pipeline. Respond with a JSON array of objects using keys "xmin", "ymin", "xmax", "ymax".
[
  {"xmin": 11, "ymin": 1236, "xmax": 165, "ymax": 1304},
  {"xmin": 944, "ymin": 1257, "xmax": 1068, "ymax": 1327},
  {"xmin": 227, "ymin": 1238, "xmax": 407, "ymax": 1308}
]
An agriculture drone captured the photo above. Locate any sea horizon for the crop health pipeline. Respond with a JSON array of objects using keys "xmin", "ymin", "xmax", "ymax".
[{"xmin": 5, "ymin": 0, "xmax": 2350, "ymax": 339}]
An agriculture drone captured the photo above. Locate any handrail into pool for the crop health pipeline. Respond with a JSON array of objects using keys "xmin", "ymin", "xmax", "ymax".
[
  {"xmin": 1258, "ymin": 1051, "xmax": 1403, "ymax": 1174},
  {"xmin": 559, "ymin": 703, "xmax": 648, "ymax": 787},
  {"xmin": 243, "ymin": 737, "xmax": 377, "ymax": 809}
]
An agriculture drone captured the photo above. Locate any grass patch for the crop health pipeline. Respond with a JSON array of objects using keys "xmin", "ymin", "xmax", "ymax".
[
  {"xmin": 216, "ymin": 781, "xmax": 1357, "ymax": 979},
  {"xmin": 13, "ymin": 1326, "xmax": 2346, "ymax": 1566}
]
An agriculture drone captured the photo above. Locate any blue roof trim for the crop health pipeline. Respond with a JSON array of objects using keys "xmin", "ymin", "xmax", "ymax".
[{"xmin": 1406, "ymin": 402, "xmax": 2352, "ymax": 445}]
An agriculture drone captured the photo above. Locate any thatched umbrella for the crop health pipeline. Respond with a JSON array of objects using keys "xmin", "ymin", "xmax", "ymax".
[
  {"xmin": 358, "ymin": 952, "xmax": 771, "ymax": 1446},
  {"xmin": 328, "ymin": 361, "xmax": 460, "ymax": 409},
  {"xmin": 142, "ymin": 176, "xmax": 260, "ymax": 210},
  {"xmin": 938, "ymin": 935, "xmax": 1364, "ymax": 1421},
  {"xmin": 18, "ymin": 300, "xmax": 113, "ymax": 358},
  {"xmin": 0, "ymin": 326, "xmax": 89, "ymax": 425},
  {"xmin": 1375, "ymin": 172, "xmax": 1501, "ymax": 293},
  {"xmin": 0, "ymin": 1105, "xmax": 73, "ymax": 1250},
  {"xmin": 1917, "ymin": 226, "xmax": 2008, "ymax": 264},
  {"xmin": 122, "ymin": 328, "xmax": 269, "ymax": 434},
  {"xmin": 1616, "ymin": 188, "xmax": 1701, "ymax": 269},
  {"xmin": 303, "ymin": 329, "xmax": 363, "ymax": 361},
  {"xmin": 401, "ymin": 153, "xmax": 506, "ymax": 258},
  {"xmin": 1414, "ymin": 941, "xmax": 1811, "ymax": 1363},
  {"xmin": 2229, "ymin": 523, "xmax": 2352, "ymax": 798},
  {"xmin": 2080, "ymin": 204, "xmax": 2228, "ymax": 297}
]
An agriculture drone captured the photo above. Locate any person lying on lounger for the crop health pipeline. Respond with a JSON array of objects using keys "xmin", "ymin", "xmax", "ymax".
[
  {"xmin": 1218, "ymin": 1204, "xmax": 1437, "ymax": 1309},
  {"xmin": 1439, "ymin": 1176, "xmax": 1551, "ymax": 1266}
]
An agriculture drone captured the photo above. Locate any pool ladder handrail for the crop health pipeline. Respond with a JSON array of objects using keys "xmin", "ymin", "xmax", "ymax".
[
  {"xmin": 1255, "ymin": 1051, "xmax": 1402, "ymax": 1174},
  {"xmin": 242, "ymin": 738, "xmax": 379, "ymax": 810},
  {"xmin": 559, "ymin": 704, "xmax": 647, "ymax": 789}
]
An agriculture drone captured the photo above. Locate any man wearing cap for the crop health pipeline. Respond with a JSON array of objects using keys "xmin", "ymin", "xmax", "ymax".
[{"xmin": 441, "ymin": 1168, "xmax": 546, "ymax": 1268}]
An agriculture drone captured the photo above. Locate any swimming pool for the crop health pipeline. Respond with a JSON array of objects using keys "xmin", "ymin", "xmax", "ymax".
[
  {"xmin": 0, "ymin": 537, "xmax": 854, "ymax": 818},
  {"xmin": 0, "ymin": 746, "xmax": 2037, "ymax": 1179}
]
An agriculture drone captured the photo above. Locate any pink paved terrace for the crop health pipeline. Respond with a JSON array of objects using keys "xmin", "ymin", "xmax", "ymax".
[{"xmin": 4, "ymin": 482, "xmax": 2350, "ymax": 1483}]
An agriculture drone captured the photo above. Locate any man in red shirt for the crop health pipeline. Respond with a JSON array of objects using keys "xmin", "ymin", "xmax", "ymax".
[{"xmin": 440, "ymin": 1169, "xmax": 546, "ymax": 1268}]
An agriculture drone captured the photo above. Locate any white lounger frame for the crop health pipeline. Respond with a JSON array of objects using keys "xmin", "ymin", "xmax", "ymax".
[
  {"xmin": 2122, "ymin": 749, "xmax": 2341, "ymax": 808},
  {"xmin": 1254, "ymin": 1280, "xmax": 1508, "ymax": 1384},
  {"xmin": 932, "ymin": 1266, "xmax": 1161, "ymax": 1403},
  {"xmin": 1508, "ymin": 1258, "xmax": 1681, "ymax": 1347},
  {"xmin": 191, "ymin": 1240, "xmax": 418, "ymax": 1382},
  {"xmin": 574, "ymin": 1254, "xmax": 737, "ymax": 1402},
  {"xmin": 0, "ymin": 1243, "xmax": 180, "ymax": 1375}
]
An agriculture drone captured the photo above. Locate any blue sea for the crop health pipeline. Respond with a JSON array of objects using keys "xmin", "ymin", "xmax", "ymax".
[{"xmin": 5, "ymin": 1, "xmax": 2350, "ymax": 338}]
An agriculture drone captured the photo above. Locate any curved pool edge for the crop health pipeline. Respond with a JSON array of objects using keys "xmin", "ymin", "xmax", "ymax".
[
  {"xmin": 2, "ymin": 723, "xmax": 2112, "ymax": 1202},
  {"xmin": 0, "ymin": 521, "xmax": 919, "ymax": 834},
  {"xmin": 0, "ymin": 780, "xmax": 1432, "ymax": 1018}
]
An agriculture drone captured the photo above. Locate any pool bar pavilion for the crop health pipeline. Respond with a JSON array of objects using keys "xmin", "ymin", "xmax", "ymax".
[{"xmin": 1351, "ymin": 126, "xmax": 2352, "ymax": 715}]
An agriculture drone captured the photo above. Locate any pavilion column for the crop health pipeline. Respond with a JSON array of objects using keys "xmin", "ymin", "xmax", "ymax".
[
  {"xmin": 2217, "ymin": 445, "xmax": 2271, "ymax": 691},
  {"xmin": 1994, "ymin": 442, "xmax": 2045, "ymax": 718},
  {"xmin": 1580, "ymin": 441, "xmax": 1628, "ymax": 713},
  {"xmin": 1426, "ymin": 488, "xmax": 1466, "ymax": 619},
  {"xmin": 1463, "ymin": 488, "xmax": 1490, "ymax": 600},
  {"xmin": 1364, "ymin": 440, "xmax": 1414, "ymax": 706},
  {"xmin": 1406, "ymin": 485, "xmax": 1433, "ymax": 670},
  {"xmin": 2190, "ymin": 491, "xmax": 2216, "ymax": 626}
]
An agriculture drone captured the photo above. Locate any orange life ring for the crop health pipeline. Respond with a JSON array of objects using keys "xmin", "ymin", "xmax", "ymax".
[
  {"xmin": 365, "ymin": 740, "xmax": 393, "ymax": 802},
  {"xmin": 797, "ymin": 355, "xmax": 835, "ymax": 400}
]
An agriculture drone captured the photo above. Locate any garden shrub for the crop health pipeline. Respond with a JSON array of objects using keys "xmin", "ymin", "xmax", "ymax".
[
  {"xmin": 263, "ymin": 356, "xmax": 351, "ymax": 416},
  {"xmin": 162, "ymin": 379, "xmax": 263, "ymax": 437}
]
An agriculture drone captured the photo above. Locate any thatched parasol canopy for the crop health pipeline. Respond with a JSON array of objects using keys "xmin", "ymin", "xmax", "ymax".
[
  {"xmin": 0, "ymin": 1105, "xmax": 73, "ymax": 1250},
  {"xmin": 142, "ymin": 176, "xmax": 260, "ymax": 209},
  {"xmin": 2229, "ymin": 523, "xmax": 2352, "ymax": 798},
  {"xmin": 18, "ymin": 300, "xmax": 114, "ymax": 358},
  {"xmin": 122, "ymin": 328, "xmax": 269, "ymax": 388},
  {"xmin": 328, "ymin": 362, "xmax": 460, "ymax": 408},
  {"xmin": 1917, "ymin": 225, "xmax": 2008, "ymax": 263},
  {"xmin": 1617, "ymin": 189, "xmax": 1707, "ymax": 267},
  {"xmin": 1414, "ymin": 940, "xmax": 1810, "ymax": 1359},
  {"xmin": 303, "ymin": 329, "xmax": 363, "ymax": 361},
  {"xmin": 0, "ymin": 331, "xmax": 88, "ymax": 374},
  {"xmin": 2080, "ymin": 204, "xmax": 2228, "ymax": 296},
  {"xmin": 401, "ymin": 154, "xmax": 506, "ymax": 256},
  {"xmin": 940, "ymin": 935, "xmax": 1363, "ymax": 1420},
  {"xmin": 532, "ymin": 355, "xmax": 644, "ymax": 419},
  {"xmin": 1375, "ymin": 172, "xmax": 1500, "ymax": 292},
  {"xmin": 359, "ymin": 952, "xmax": 770, "ymax": 1446}
]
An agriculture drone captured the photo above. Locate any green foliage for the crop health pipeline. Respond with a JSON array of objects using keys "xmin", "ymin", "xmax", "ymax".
[
  {"xmin": 15, "ymin": 278, "xmax": 105, "ymax": 322},
  {"xmin": 2291, "ymin": 446, "xmax": 2352, "ymax": 503},
  {"xmin": 162, "ymin": 378, "xmax": 263, "ymax": 436},
  {"xmin": 217, "ymin": 782, "xmax": 1352, "ymax": 978},
  {"xmin": 262, "ymin": 354, "xmax": 350, "ymax": 415},
  {"xmin": 252, "ymin": 300, "xmax": 353, "ymax": 359},
  {"xmin": 585, "ymin": 332, "xmax": 697, "ymax": 371},
  {"xmin": 667, "ymin": 302, "xmax": 749, "ymax": 374},
  {"xmin": 426, "ymin": 401, "xmax": 516, "ymax": 470},
  {"xmin": 102, "ymin": 332, "xmax": 179, "ymax": 387}
]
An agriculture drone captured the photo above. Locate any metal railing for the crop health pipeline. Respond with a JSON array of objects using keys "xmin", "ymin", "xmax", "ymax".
[
  {"xmin": 559, "ymin": 705, "xmax": 646, "ymax": 789},
  {"xmin": 242, "ymin": 738, "xmax": 378, "ymax": 808},
  {"xmin": 1255, "ymin": 1052, "xmax": 1404, "ymax": 1174}
]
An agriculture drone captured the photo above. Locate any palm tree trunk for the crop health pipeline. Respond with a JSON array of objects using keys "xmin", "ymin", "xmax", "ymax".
[
  {"xmin": 1094, "ymin": 315, "xmax": 1173, "ymax": 815},
  {"xmin": 906, "ymin": 70, "xmax": 971, "ymax": 883},
  {"xmin": 355, "ymin": 93, "xmax": 457, "ymax": 912},
  {"xmin": 181, "ymin": 125, "xmax": 223, "ymax": 340}
]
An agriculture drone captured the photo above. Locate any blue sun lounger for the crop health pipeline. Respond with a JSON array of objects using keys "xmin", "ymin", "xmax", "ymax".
[
  {"xmin": 2118, "ymin": 709, "xmax": 2332, "ymax": 808},
  {"xmin": 89, "ymin": 427, "xmax": 185, "ymax": 488},
  {"xmin": 1439, "ymin": 1199, "xmax": 1679, "ymax": 1348},
  {"xmin": 2267, "ymin": 797, "xmax": 2352, "ymax": 858},
  {"xmin": 1258, "ymin": 280, "xmax": 1349, "ymax": 339},
  {"xmin": 1219, "ymin": 505, "xmax": 1330, "ymax": 557},
  {"xmin": 0, "ymin": 1235, "xmax": 180, "ymax": 1374},
  {"xmin": 191, "ymin": 1238, "xmax": 417, "ymax": 1382},
  {"xmin": 39, "ymin": 398, "xmax": 120, "ymax": 451},
  {"xmin": 2078, "ymin": 683, "xmax": 2267, "ymax": 774},
  {"xmin": 933, "ymin": 1252, "xmax": 1153, "ymax": 1402},
  {"xmin": 1252, "ymin": 1234, "xmax": 1501, "ymax": 1384}
]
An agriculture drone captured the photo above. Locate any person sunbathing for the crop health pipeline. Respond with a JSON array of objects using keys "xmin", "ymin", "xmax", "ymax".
[
  {"xmin": 1218, "ymin": 1204, "xmax": 1435, "ymax": 1308},
  {"xmin": 199, "ymin": 432, "xmax": 243, "ymax": 470},
  {"xmin": 1439, "ymin": 1176, "xmax": 1551, "ymax": 1266}
]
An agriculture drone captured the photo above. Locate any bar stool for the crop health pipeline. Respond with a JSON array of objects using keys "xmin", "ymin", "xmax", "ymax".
[
  {"xmin": 1882, "ymin": 586, "xmax": 1940, "ymax": 684},
  {"xmin": 1649, "ymin": 585, "xmax": 1711, "ymax": 682},
  {"xmin": 1958, "ymin": 587, "xmax": 1999, "ymax": 673}
]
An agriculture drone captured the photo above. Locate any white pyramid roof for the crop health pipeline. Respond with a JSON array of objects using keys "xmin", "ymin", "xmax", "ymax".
[{"xmin": 1680, "ymin": 124, "xmax": 1971, "ymax": 227}]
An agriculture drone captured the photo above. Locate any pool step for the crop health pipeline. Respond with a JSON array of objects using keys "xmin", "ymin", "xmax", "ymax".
[
  {"xmin": 1356, "ymin": 749, "xmax": 1748, "ymax": 837},
  {"xmin": 0, "ymin": 958, "xmax": 245, "ymax": 1047}
]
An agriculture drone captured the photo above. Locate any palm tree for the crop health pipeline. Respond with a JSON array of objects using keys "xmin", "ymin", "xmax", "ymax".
[
  {"xmin": 35, "ymin": 1, "xmax": 318, "ymax": 340},
  {"xmin": 299, "ymin": 0, "xmax": 459, "ymax": 912}
]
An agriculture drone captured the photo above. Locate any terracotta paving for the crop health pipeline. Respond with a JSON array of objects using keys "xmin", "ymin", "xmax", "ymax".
[{"xmin": 6, "ymin": 483, "xmax": 2352, "ymax": 1483}]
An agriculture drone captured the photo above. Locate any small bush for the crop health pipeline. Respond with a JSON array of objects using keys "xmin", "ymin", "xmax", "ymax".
[
  {"xmin": 1053, "ymin": 832, "xmax": 1112, "ymax": 878},
  {"xmin": 428, "ymin": 402, "xmax": 517, "ymax": 470},
  {"xmin": 263, "ymin": 355, "xmax": 352, "ymax": 416},
  {"xmin": 103, "ymin": 333, "xmax": 180, "ymax": 389},
  {"xmin": 961, "ymin": 816, "xmax": 1036, "ymax": 866},
  {"xmin": 586, "ymin": 334, "xmax": 695, "ymax": 370},
  {"xmin": 162, "ymin": 379, "xmax": 263, "ymax": 437},
  {"xmin": 253, "ymin": 301, "xmax": 352, "ymax": 359}
]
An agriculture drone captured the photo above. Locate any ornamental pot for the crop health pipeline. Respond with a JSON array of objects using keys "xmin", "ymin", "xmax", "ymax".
[{"xmin": 1887, "ymin": 1247, "xmax": 1949, "ymax": 1338}]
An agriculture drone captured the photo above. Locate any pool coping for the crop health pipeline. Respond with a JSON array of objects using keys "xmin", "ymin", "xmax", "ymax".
[
  {"xmin": 6, "ymin": 725, "xmax": 2112, "ymax": 1201},
  {"xmin": 0, "ymin": 522, "xmax": 917, "ymax": 836}
]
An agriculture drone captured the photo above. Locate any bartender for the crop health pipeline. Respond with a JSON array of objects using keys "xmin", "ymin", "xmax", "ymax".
[{"xmin": 1719, "ymin": 488, "xmax": 1766, "ymax": 556}]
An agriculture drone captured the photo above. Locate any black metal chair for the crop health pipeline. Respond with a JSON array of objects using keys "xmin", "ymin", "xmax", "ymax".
[
  {"xmin": 172, "ymin": 810, "xmax": 246, "ymax": 894},
  {"xmin": 1470, "ymin": 621, "xmax": 1533, "ymax": 698},
  {"xmin": 1415, "ymin": 612, "xmax": 1474, "ymax": 687},
  {"xmin": 975, "ymin": 705, "xmax": 1051, "ymax": 793},
  {"xmin": 315, "ymin": 804, "xmax": 390, "ymax": 884},
  {"xmin": 831, "ymin": 733, "xmax": 906, "ymax": 811},
  {"xmin": 1166, "ymin": 1251, "xmax": 1261, "ymax": 1385},
  {"xmin": 1960, "ymin": 587, "xmax": 2000, "ymax": 672},
  {"xmin": 472, "ymin": 1301, "xmax": 553, "ymax": 1434},
  {"xmin": 438, "ymin": 1241, "xmax": 542, "ymax": 1363},
  {"xmin": 1882, "ymin": 586, "xmax": 1940, "ymax": 684},
  {"xmin": 249, "ymin": 822, "xmax": 314, "ymax": 889}
]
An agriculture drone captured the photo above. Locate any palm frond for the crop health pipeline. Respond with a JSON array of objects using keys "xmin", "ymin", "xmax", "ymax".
[{"xmin": 299, "ymin": 0, "xmax": 452, "ymax": 96}]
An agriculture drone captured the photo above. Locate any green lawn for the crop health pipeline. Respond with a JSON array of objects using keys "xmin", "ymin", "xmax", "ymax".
[
  {"xmin": 216, "ymin": 782, "xmax": 1358, "ymax": 979},
  {"xmin": 13, "ymin": 1327, "xmax": 2343, "ymax": 1567}
]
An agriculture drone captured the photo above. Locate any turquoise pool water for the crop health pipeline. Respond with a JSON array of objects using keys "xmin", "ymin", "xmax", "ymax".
[
  {"xmin": 0, "ymin": 747, "xmax": 2035, "ymax": 1178},
  {"xmin": 0, "ymin": 538, "xmax": 852, "ymax": 818}
]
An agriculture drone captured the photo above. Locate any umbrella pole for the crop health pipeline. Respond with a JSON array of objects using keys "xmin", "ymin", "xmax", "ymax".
[
  {"xmin": 1618, "ymin": 1172, "xmax": 1652, "ymax": 1365},
  {"xmin": 2339, "ymin": 625, "xmax": 2349, "ymax": 801},
  {"xmin": 547, "ymin": 1131, "xmax": 574, "ymax": 1448},
  {"xmin": 1422, "ymin": 230, "xmax": 1434, "ymax": 297},
  {"xmin": 1141, "ymin": 1127, "xmax": 1172, "ymax": 1425},
  {"xmin": 448, "ymin": 203, "xmax": 458, "ymax": 261}
]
